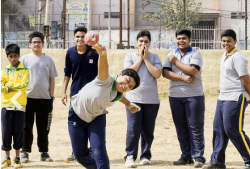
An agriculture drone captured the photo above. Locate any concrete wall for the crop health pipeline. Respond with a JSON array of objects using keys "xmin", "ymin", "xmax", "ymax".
[{"xmin": 1, "ymin": 49, "xmax": 250, "ymax": 98}]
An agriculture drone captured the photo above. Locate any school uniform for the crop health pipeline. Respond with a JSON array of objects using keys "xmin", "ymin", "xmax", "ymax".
[
  {"xmin": 70, "ymin": 75, "xmax": 123, "ymax": 169},
  {"xmin": 123, "ymin": 52, "xmax": 162, "ymax": 161},
  {"xmin": 163, "ymin": 46, "xmax": 206, "ymax": 162},
  {"xmin": 209, "ymin": 47, "xmax": 250, "ymax": 168}
]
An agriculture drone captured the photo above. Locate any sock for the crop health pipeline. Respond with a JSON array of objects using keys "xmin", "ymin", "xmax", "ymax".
[
  {"xmin": 15, "ymin": 156, "xmax": 20, "ymax": 159},
  {"xmin": 5, "ymin": 156, "xmax": 10, "ymax": 160}
]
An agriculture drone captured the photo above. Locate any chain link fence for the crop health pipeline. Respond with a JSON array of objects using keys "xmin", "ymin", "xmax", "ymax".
[{"xmin": 1, "ymin": 0, "xmax": 250, "ymax": 50}]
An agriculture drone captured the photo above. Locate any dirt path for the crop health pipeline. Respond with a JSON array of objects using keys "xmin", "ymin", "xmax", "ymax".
[{"xmin": 2, "ymin": 97, "xmax": 250, "ymax": 169}]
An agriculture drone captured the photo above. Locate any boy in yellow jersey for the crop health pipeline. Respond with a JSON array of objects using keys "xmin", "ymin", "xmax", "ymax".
[{"xmin": 1, "ymin": 44, "xmax": 29, "ymax": 168}]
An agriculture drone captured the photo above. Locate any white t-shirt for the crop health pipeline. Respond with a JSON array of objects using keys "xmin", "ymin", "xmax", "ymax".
[{"xmin": 20, "ymin": 53, "xmax": 58, "ymax": 99}]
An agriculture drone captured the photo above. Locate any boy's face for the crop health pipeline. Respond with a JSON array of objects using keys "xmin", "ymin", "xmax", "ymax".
[
  {"xmin": 176, "ymin": 34, "xmax": 191, "ymax": 50},
  {"xmin": 115, "ymin": 74, "xmax": 136, "ymax": 93},
  {"xmin": 221, "ymin": 36, "xmax": 237, "ymax": 53},
  {"xmin": 137, "ymin": 36, "xmax": 150, "ymax": 50},
  {"xmin": 74, "ymin": 31, "xmax": 86, "ymax": 47},
  {"xmin": 29, "ymin": 37, "xmax": 44, "ymax": 53},
  {"xmin": 7, "ymin": 53, "xmax": 20, "ymax": 67}
]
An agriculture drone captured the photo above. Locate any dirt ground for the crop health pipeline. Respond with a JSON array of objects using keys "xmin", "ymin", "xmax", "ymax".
[{"xmin": 2, "ymin": 97, "xmax": 250, "ymax": 169}]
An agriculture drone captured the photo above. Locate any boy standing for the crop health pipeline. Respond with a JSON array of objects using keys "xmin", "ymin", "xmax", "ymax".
[
  {"xmin": 20, "ymin": 31, "xmax": 58, "ymax": 163},
  {"xmin": 62, "ymin": 26, "xmax": 99, "ymax": 162},
  {"xmin": 69, "ymin": 44, "xmax": 141, "ymax": 169},
  {"xmin": 162, "ymin": 28, "xmax": 206, "ymax": 168},
  {"xmin": 1, "ymin": 44, "xmax": 29, "ymax": 168},
  {"xmin": 203, "ymin": 30, "xmax": 250, "ymax": 169}
]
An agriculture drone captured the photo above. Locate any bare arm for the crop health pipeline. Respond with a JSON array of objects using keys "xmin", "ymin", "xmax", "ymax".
[
  {"xmin": 61, "ymin": 76, "xmax": 70, "ymax": 106},
  {"xmin": 168, "ymin": 55, "xmax": 198, "ymax": 76},
  {"xmin": 119, "ymin": 96, "xmax": 141, "ymax": 113},
  {"xmin": 162, "ymin": 69, "xmax": 195, "ymax": 84},
  {"xmin": 92, "ymin": 44, "xmax": 109, "ymax": 81},
  {"xmin": 50, "ymin": 78, "xmax": 55, "ymax": 97},
  {"xmin": 241, "ymin": 74, "xmax": 250, "ymax": 102}
]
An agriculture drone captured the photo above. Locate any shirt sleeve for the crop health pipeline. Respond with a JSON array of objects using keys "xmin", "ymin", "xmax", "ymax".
[
  {"xmin": 49, "ymin": 58, "xmax": 58, "ymax": 78},
  {"xmin": 190, "ymin": 50, "xmax": 203, "ymax": 69},
  {"xmin": 5, "ymin": 69, "xmax": 30, "ymax": 90},
  {"xmin": 1, "ymin": 69, "xmax": 8, "ymax": 93},
  {"xmin": 64, "ymin": 50, "xmax": 72, "ymax": 77},
  {"xmin": 163, "ymin": 51, "xmax": 173, "ymax": 69},
  {"xmin": 124, "ymin": 53, "xmax": 133, "ymax": 68},
  {"xmin": 234, "ymin": 54, "xmax": 249, "ymax": 76},
  {"xmin": 153, "ymin": 54, "xmax": 162, "ymax": 68},
  {"xmin": 95, "ymin": 74, "xmax": 113, "ymax": 86}
]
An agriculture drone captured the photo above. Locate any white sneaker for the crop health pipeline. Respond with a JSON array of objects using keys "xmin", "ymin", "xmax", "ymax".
[
  {"xmin": 125, "ymin": 155, "xmax": 136, "ymax": 168},
  {"xmin": 140, "ymin": 158, "xmax": 151, "ymax": 165}
]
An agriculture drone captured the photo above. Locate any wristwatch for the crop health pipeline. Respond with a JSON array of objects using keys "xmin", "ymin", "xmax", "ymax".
[{"xmin": 51, "ymin": 96, "xmax": 55, "ymax": 100}]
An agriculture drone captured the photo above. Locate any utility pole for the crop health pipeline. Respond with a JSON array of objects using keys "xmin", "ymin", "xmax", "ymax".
[
  {"xmin": 63, "ymin": 0, "xmax": 66, "ymax": 49},
  {"xmin": 44, "ymin": 0, "xmax": 50, "ymax": 48},
  {"xmin": 183, "ymin": 0, "xmax": 186, "ymax": 28},
  {"xmin": 245, "ymin": 0, "xmax": 248, "ymax": 50},
  {"xmin": 127, "ymin": 0, "xmax": 130, "ymax": 49},
  {"xmin": 2, "ymin": 0, "xmax": 5, "ymax": 48},
  {"xmin": 117, "ymin": 0, "xmax": 124, "ymax": 49},
  {"xmin": 108, "ymin": 0, "xmax": 111, "ymax": 49}
]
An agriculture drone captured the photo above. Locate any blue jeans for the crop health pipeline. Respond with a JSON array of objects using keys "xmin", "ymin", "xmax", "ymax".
[
  {"xmin": 125, "ymin": 103, "xmax": 159, "ymax": 161},
  {"xmin": 68, "ymin": 108, "xmax": 109, "ymax": 169},
  {"xmin": 169, "ymin": 96, "xmax": 206, "ymax": 162},
  {"xmin": 210, "ymin": 94, "xmax": 250, "ymax": 167}
]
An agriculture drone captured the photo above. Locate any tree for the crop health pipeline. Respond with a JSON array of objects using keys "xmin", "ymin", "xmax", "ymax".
[{"xmin": 140, "ymin": 0, "xmax": 202, "ymax": 30}]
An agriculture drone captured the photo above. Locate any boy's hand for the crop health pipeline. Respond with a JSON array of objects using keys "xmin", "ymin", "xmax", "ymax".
[
  {"xmin": 92, "ymin": 43, "xmax": 106, "ymax": 56},
  {"xmin": 8, "ymin": 88, "xmax": 14, "ymax": 92},
  {"xmin": 61, "ymin": 93, "xmax": 67, "ymax": 106},
  {"xmin": 168, "ymin": 55, "xmax": 178, "ymax": 65},
  {"xmin": 126, "ymin": 103, "xmax": 141, "ymax": 113},
  {"xmin": 182, "ymin": 75, "xmax": 195, "ymax": 84}
]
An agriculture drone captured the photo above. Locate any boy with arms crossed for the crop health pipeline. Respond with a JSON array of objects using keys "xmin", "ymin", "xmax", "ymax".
[
  {"xmin": 162, "ymin": 28, "xmax": 206, "ymax": 168},
  {"xmin": 1, "ymin": 44, "xmax": 29, "ymax": 168}
]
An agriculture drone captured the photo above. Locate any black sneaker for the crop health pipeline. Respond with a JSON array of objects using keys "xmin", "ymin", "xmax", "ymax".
[
  {"xmin": 194, "ymin": 158, "xmax": 205, "ymax": 168},
  {"xmin": 202, "ymin": 163, "xmax": 225, "ymax": 169},
  {"xmin": 173, "ymin": 158, "xmax": 194, "ymax": 165},
  {"xmin": 21, "ymin": 151, "xmax": 29, "ymax": 163},
  {"xmin": 40, "ymin": 152, "xmax": 53, "ymax": 162}
]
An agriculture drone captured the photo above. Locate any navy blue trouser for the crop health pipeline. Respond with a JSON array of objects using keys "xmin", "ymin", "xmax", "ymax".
[
  {"xmin": 68, "ymin": 108, "xmax": 109, "ymax": 169},
  {"xmin": 1, "ymin": 108, "xmax": 25, "ymax": 151},
  {"xmin": 125, "ymin": 103, "xmax": 159, "ymax": 161},
  {"xmin": 169, "ymin": 96, "xmax": 205, "ymax": 162},
  {"xmin": 210, "ymin": 94, "xmax": 250, "ymax": 167}
]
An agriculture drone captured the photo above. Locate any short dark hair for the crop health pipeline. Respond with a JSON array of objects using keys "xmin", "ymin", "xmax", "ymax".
[
  {"xmin": 29, "ymin": 31, "xmax": 44, "ymax": 43},
  {"xmin": 121, "ymin": 68, "xmax": 140, "ymax": 90},
  {"xmin": 74, "ymin": 26, "xmax": 88, "ymax": 35},
  {"xmin": 176, "ymin": 28, "xmax": 191, "ymax": 39},
  {"xmin": 5, "ymin": 44, "xmax": 20, "ymax": 57},
  {"xmin": 137, "ymin": 30, "xmax": 151, "ymax": 42},
  {"xmin": 221, "ymin": 29, "xmax": 237, "ymax": 40}
]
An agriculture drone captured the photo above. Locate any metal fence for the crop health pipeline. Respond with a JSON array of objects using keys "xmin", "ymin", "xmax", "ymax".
[{"xmin": 1, "ymin": 0, "xmax": 250, "ymax": 50}]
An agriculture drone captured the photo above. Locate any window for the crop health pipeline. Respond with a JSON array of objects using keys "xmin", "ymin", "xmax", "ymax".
[
  {"xmin": 231, "ymin": 12, "xmax": 245, "ymax": 19},
  {"xmin": 104, "ymin": 12, "xmax": 120, "ymax": 18}
]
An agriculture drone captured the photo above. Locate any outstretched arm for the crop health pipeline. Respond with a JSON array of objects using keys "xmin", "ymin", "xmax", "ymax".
[
  {"xmin": 119, "ymin": 96, "xmax": 141, "ymax": 113},
  {"xmin": 92, "ymin": 44, "xmax": 109, "ymax": 81}
]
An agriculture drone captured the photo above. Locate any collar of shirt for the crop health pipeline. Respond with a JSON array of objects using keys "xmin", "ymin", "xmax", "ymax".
[
  {"xmin": 224, "ymin": 47, "xmax": 237, "ymax": 60},
  {"xmin": 111, "ymin": 76, "xmax": 123, "ymax": 102},
  {"xmin": 175, "ymin": 46, "xmax": 192, "ymax": 59}
]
